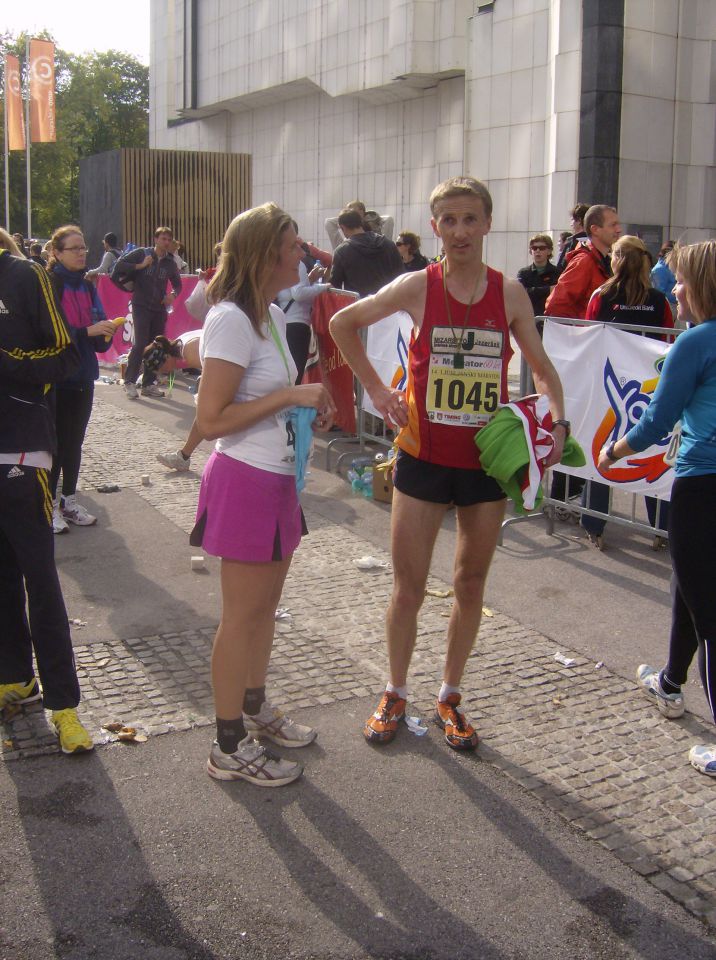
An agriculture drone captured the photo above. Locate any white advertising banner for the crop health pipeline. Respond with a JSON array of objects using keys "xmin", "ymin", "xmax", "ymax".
[
  {"xmin": 362, "ymin": 310, "xmax": 414, "ymax": 419},
  {"xmin": 543, "ymin": 319, "xmax": 676, "ymax": 499}
]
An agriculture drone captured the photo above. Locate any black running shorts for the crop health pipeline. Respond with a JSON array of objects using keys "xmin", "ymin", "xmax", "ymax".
[{"xmin": 392, "ymin": 449, "xmax": 505, "ymax": 507}]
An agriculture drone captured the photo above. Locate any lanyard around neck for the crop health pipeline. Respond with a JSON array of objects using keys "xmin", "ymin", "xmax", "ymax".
[
  {"xmin": 442, "ymin": 262, "xmax": 483, "ymax": 368},
  {"xmin": 267, "ymin": 314, "xmax": 293, "ymax": 385}
]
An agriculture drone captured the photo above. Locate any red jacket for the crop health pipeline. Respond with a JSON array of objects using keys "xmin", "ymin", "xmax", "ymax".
[{"xmin": 544, "ymin": 241, "xmax": 611, "ymax": 319}]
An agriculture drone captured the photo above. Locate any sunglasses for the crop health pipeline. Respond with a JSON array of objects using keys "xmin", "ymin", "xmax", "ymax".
[
  {"xmin": 531, "ymin": 245, "xmax": 550, "ymax": 252},
  {"xmin": 396, "ymin": 240, "xmax": 408, "ymax": 246}
]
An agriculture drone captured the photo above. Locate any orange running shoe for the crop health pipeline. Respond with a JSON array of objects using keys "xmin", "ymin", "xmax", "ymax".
[
  {"xmin": 435, "ymin": 693, "xmax": 478, "ymax": 750},
  {"xmin": 364, "ymin": 691, "xmax": 406, "ymax": 744}
]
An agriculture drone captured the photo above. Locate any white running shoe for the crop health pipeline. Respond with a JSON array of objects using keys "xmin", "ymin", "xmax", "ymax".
[
  {"xmin": 206, "ymin": 735, "xmax": 303, "ymax": 786},
  {"xmin": 689, "ymin": 745, "xmax": 716, "ymax": 777},
  {"xmin": 52, "ymin": 500, "xmax": 69, "ymax": 534},
  {"xmin": 61, "ymin": 496, "xmax": 97, "ymax": 527},
  {"xmin": 636, "ymin": 664, "xmax": 685, "ymax": 718},
  {"xmin": 244, "ymin": 701, "xmax": 317, "ymax": 748},
  {"xmin": 141, "ymin": 383, "xmax": 165, "ymax": 398},
  {"xmin": 125, "ymin": 382, "xmax": 139, "ymax": 399},
  {"xmin": 157, "ymin": 449, "xmax": 191, "ymax": 472}
]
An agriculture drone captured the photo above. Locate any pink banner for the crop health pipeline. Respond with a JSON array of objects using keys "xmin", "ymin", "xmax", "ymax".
[{"xmin": 96, "ymin": 275, "xmax": 202, "ymax": 364}]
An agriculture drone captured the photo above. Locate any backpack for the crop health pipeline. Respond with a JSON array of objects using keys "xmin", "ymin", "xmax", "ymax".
[{"xmin": 110, "ymin": 250, "xmax": 142, "ymax": 293}]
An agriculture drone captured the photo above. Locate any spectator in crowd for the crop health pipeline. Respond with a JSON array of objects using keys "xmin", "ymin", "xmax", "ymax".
[
  {"xmin": 545, "ymin": 204, "xmax": 621, "ymax": 507},
  {"xmin": 12, "ymin": 232, "xmax": 26, "ymax": 256},
  {"xmin": 28, "ymin": 242, "xmax": 46, "ymax": 265},
  {"xmin": 85, "ymin": 232, "xmax": 123, "ymax": 279},
  {"xmin": 396, "ymin": 231, "xmax": 429, "ymax": 272},
  {"xmin": 597, "ymin": 240, "xmax": 716, "ymax": 778},
  {"xmin": 0, "ymin": 230, "xmax": 24, "ymax": 257},
  {"xmin": 185, "ymin": 242, "xmax": 223, "ymax": 325},
  {"xmin": 329, "ymin": 208, "xmax": 404, "ymax": 298},
  {"xmin": 651, "ymin": 240, "xmax": 677, "ymax": 308},
  {"xmin": 558, "ymin": 231, "xmax": 571, "ymax": 259},
  {"xmin": 0, "ymin": 231, "xmax": 94, "ymax": 754},
  {"xmin": 325, "ymin": 199, "xmax": 395, "ymax": 249},
  {"xmin": 276, "ymin": 222, "xmax": 330, "ymax": 382},
  {"xmin": 331, "ymin": 176, "xmax": 566, "ymax": 753},
  {"xmin": 151, "ymin": 332, "xmax": 205, "ymax": 472},
  {"xmin": 556, "ymin": 202, "xmax": 590, "ymax": 271},
  {"xmin": 172, "ymin": 240, "xmax": 188, "ymax": 273},
  {"xmin": 47, "ymin": 226, "xmax": 117, "ymax": 534},
  {"xmin": 111, "ymin": 226, "xmax": 182, "ymax": 399},
  {"xmin": 517, "ymin": 233, "xmax": 561, "ymax": 318},
  {"xmin": 190, "ymin": 202, "xmax": 335, "ymax": 786},
  {"xmin": 580, "ymin": 235, "xmax": 675, "ymax": 548},
  {"xmin": 546, "ymin": 205, "xmax": 621, "ymax": 320}
]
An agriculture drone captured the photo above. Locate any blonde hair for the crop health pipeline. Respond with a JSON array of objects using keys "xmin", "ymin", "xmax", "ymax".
[
  {"xmin": 0, "ymin": 228, "xmax": 23, "ymax": 257},
  {"xmin": 670, "ymin": 240, "xmax": 716, "ymax": 323},
  {"xmin": 48, "ymin": 225, "xmax": 84, "ymax": 270},
  {"xmin": 207, "ymin": 203, "xmax": 293, "ymax": 334},
  {"xmin": 429, "ymin": 177, "xmax": 492, "ymax": 217},
  {"xmin": 599, "ymin": 235, "xmax": 652, "ymax": 306}
]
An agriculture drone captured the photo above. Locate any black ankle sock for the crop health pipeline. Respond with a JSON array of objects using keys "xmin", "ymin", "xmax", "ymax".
[
  {"xmin": 243, "ymin": 686, "xmax": 266, "ymax": 716},
  {"xmin": 216, "ymin": 716, "xmax": 246, "ymax": 754},
  {"xmin": 659, "ymin": 670, "xmax": 681, "ymax": 695}
]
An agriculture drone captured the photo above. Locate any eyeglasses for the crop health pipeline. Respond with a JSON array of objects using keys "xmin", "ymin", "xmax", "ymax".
[
  {"xmin": 61, "ymin": 245, "xmax": 88, "ymax": 253},
  {"xmin": 531, "ymin": 245, "xmax": 550, "ymax": 252}
]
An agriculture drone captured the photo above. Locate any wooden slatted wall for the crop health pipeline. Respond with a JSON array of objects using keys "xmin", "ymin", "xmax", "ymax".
[{"xmin": 120, "ymin": 148, "xmax": 251, "ymax": 271}]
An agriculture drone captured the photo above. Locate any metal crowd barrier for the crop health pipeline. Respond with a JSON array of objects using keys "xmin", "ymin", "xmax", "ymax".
[{"xmin": 501, "ymin": 316, "xmax": 683, "ymax": 546}]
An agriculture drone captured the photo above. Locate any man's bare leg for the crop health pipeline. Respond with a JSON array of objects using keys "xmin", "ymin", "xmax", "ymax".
[
  {"xmin": 444, "ymin": 499, "xmax": 506, "ymax": 685},
  {"xmin": 364, "ymin": 488, "xmax": 446, "ymax": 744},
  {"xmin": 386, "ymin": 488, "xmax": 449, "ymax": 686}
]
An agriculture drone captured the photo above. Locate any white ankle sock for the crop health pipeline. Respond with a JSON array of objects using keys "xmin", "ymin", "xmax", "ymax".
[
  {"xmin": 438, "ymin": 682, "xmax": 460, "ymax": 702},
  {"xmin": 386, "ymin": 682, "xmax": 408, "ymax": 700}
]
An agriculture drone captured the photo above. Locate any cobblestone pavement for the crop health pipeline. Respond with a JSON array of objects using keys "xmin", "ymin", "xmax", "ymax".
[{"xmin": 3, "ymin": 391, "xmax": 716, "ymax": 928}]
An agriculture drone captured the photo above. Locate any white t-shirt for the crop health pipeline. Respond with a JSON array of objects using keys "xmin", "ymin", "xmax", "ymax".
[{"xmin": 200, "ymin": 301, "xmax": 298, "ymax": 474}]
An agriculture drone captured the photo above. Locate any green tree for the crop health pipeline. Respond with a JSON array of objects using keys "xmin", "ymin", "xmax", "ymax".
[{"xmin": 0, "ymin": 32, "xmax": 148, "ymax": 238}]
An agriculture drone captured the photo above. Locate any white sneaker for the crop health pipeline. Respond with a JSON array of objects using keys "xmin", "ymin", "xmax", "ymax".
[
  {"xmin": 689, "ymin": 744, "xmax": 716, "ymax": 777},
  {"xmin": 125, "ymin": 382, "xmax": 139, "ymax": 399},
  {"xmin": 61, "ymin": 495, "xmax": 97, "ymax": 526},
  {"xmin": 141, "ymin": 383, "xmax": 165, "ymax": 398},
  {"xmin": 157, "ymin": 449, "xmax": 191, "ymax": 472},
  {"xmin": 52, "ymin": 500, "xmax": 69, "ymax": 535},
  {"xmin": 243, "ymin": 701, "xmax": 317, "ymax": 748},
  {"xmin": 206, "ymin": 735, "xmax": 303, "ymax": 786},
  {"xmin": 636, "ymin": 664, "xmax": 685, "ymax": 718}
]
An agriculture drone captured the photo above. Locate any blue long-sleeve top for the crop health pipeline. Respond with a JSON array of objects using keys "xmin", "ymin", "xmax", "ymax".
[{"xmin": 626, "ymin": 318, "xmax": 716, "ymax": 477}]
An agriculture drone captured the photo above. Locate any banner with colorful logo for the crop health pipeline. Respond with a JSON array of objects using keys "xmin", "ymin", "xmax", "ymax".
[
  {"xmin": 4, "ymin": 54, "xmax": 25, "ymax": 151},
  {"xmin": 362, "ymin": 311, "xmax": 413, "ymax": 419},
  {"xmin": 543, "ymin": 320, "xmax": 676, "ymax": 499},
  {"xmin": 29, "ymin": 40, "xmax": 55, "ymax": 143},
  {"xmin": 96, "ymin": 275, "xmax": 203, "ymax": 364}
]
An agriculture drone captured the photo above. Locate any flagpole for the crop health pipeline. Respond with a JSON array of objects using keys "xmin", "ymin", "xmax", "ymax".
[
  {"xmin": 25, "ymin": 37, "xmax": 31, "ymax": 241},
  {"xmin": 4, "ymin": 83, "xmax": 9, "ymax": 231}
]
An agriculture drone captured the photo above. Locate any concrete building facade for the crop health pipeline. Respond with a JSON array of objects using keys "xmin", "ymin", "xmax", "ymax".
[{"xmin": 150, "ymin": 0, "xmax": 715, "ymax": 275}]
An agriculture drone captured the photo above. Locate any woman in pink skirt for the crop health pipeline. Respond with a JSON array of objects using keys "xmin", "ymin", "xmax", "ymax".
[{"xmin": 192, "ymin": 203, "xmax": 335, "ymax": 787}]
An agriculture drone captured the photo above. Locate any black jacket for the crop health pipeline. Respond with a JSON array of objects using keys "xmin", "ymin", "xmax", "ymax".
[
  {"xmin": 111, "ymin": 247, "xmax": 182, "ymax": 308},
  {"xmin": 517, "ymin": 261, "xmax": 562, "ymax": 316},
  {"xmin": 330, "ymin": 232, "xmax": 404, "ymax": 298},
  {"xmin": 0, "ymin": 250, "xmax": 79, "ymax": 453}
]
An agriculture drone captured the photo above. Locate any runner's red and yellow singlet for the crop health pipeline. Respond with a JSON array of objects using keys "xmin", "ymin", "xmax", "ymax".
[{"xmin": 395, "ymin": 260, "xmax": 513, "ymax": 469}]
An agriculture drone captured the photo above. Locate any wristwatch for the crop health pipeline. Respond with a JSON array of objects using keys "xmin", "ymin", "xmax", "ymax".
[
  {"xmin": 552, "ymin": 419, "xmax": 571, "ymax": 437},
  {"xmin": 605, "ymin": 441, "xmax": 619, "ymax": 462}
]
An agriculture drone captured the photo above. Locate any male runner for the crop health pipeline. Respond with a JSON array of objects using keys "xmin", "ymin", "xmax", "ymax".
[{"xmin": 330, "ymin": 177, "xmax": 567, "ymax": 750}]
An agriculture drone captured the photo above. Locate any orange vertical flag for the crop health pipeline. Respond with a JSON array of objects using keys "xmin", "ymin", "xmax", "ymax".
[
  {"xmin": 5, "ymin": 54, "xmax": 26, "ymax": 151},
  {"xmin": 29, "ymin": 39, "xmax": 56, "ymax": 143}
]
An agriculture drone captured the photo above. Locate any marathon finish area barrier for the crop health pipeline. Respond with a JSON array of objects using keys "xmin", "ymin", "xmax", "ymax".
[
  {"xmin": 505, "ymin": 316, "xmax": 683, "ymax": 545},
  {"xmin": 96, "ymin": 275, "xmax": 203, "ymax": 365}
]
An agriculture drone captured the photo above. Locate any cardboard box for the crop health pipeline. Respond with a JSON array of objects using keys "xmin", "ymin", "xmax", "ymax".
[{"xmin": 373, "ymin": 468, "xmax": 394, "ymax": 503}]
